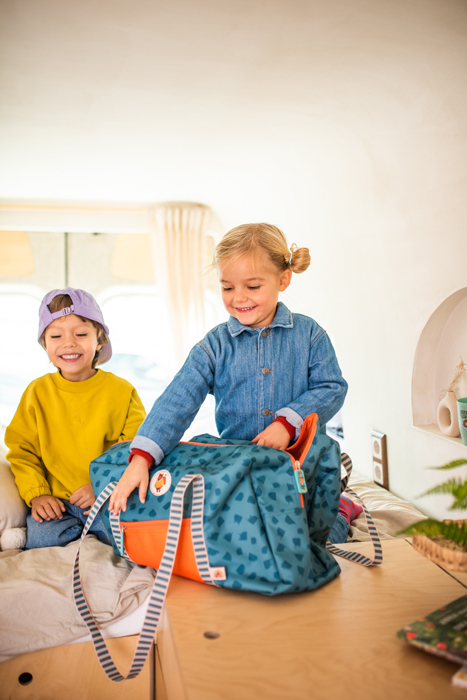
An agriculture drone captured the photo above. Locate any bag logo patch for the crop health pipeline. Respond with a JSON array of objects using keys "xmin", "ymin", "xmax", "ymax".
[
  {"xmin": 209, "ymin": 566, "xmax": 227, "ymax": 581},
  {"xmin": 150, "ymin": 469, "xmax": 172, "ymax": 496}
]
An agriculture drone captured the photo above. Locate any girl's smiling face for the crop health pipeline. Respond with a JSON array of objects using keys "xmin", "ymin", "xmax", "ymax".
[
  {"xmin": 44, "ymin": 314, "xmax": 102, "ymax": 382},
  {"xmin": 218, "ymin": 251, "xmax": 291, "ymax": 329}
]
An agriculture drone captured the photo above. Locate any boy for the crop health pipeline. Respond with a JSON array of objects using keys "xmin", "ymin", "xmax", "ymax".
[{"xmin": 5, "ymin": 288, "xmax": 146, "ymax": 548}]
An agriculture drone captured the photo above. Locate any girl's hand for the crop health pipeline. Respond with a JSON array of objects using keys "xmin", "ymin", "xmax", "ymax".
[
  {"xmin": 109, "ymin": 456, "xmax": 149, "ymax": 516},
  {"xmin": 252, "ymin": 422, "xmax": 290, "ymax": 451},
  {"xmin": 31, "ymin": 495, "xmax": 66, "ymax": 523},
  {"xmin": 70, "ymin": 483, "xmax": 96, "ymax": 515}
]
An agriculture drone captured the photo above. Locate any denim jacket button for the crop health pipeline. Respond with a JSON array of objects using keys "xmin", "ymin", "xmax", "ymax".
[
  {"xmin": 262, "ymin": 408, "xmax": 271, "ymax": 416},
  {"xmin": 262, "ymin": 367, "xmax": 270, "ymax": 375},
  {"xmin": 261, "ymin": 330, "xmax": 269, "ymax": 337}
]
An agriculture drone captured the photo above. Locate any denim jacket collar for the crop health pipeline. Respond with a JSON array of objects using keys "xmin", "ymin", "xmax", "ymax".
[{"xmin": 227, "ymin": 301, "xmax": 294, "ymax": 337}]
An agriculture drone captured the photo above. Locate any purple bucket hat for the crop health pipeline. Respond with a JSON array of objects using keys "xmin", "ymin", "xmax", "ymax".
[{"xmin": 38, "ymin": 287, "xmax": 112, "ymax": 365}]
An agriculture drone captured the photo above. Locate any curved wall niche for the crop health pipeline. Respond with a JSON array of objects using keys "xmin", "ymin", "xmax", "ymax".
[{"xmin": 412, "ymin": 287, "xmax": 467, "ymax": 445}]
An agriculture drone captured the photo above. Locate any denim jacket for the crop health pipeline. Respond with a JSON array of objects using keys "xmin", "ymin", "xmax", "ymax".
[{"xmin": 132, "ymin": 302, "xmax": 348, "ymax": 465}]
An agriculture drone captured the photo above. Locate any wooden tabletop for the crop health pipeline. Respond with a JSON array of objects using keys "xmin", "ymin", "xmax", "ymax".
[{"xmin": 157, "ymin": 539, "xmax": 467, "ymax": 700}]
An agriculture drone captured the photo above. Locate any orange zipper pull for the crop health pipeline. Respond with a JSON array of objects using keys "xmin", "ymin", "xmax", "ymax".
[{"xmin": 294, "ymin": 467, "xmax": 307, "ymax": 494}]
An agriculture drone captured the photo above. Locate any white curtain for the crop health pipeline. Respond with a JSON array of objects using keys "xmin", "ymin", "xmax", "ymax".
[{"xmin": 148, "ymin": 202, "xmax": 212, "ymax": 372}]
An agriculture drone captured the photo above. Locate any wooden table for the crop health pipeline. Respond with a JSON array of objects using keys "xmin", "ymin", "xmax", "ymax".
[
  {"xmin": 2, "ymin": 539, "xmax": 466, "ymax": 699},
  {"xmin": 0, "ymin": 635, "xmax": 152, "ymax": 700},
  {"xmin": 155, "ymin": 539, "xmax": 467, "ymax": 700}
]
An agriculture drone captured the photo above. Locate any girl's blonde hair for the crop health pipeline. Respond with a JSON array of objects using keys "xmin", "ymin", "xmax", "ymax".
[
  {"xmin": 213, "ymin": 223, "xmax": 310, "ymax": 274},
  {"xmin": 39, "ymin": 294, "xmax": 109, "ymax": 369}
]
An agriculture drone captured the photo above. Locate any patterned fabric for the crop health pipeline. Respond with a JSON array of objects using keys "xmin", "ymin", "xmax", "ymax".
[
  {"xmin": 74, "ymin": 474, "xmax": 210, "ymax": 682},
  {"xmin": 77, "ymin": 423, "xmax": 382, "ymax": 681},
  {"xmin": 326, "ymin": 452, "xmax": 383, "ymax": 567},
  {"xmin": 338, "ymin": 494, "xmax": 364, "ymax": 523},
  {"xmin": 90, "ymin": 420, "xmax": 342, "ymax": 596}
]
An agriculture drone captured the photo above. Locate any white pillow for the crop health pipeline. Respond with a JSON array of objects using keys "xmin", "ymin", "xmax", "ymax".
[{"xmin": 0, "ymin": 445, "xmax": 27, "ymax": 534}]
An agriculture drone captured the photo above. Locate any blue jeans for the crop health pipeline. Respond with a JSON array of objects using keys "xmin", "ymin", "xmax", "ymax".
[
  {"xmin": 327, "ymin": 513, "xmax": 350, "ymax": 545},
  {"xmin": 25, "ymin": 499, "xmax": 111, "ymax": 549}
]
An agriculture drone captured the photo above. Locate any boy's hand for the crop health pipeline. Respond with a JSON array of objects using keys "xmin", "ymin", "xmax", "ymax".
[
  {"xmin": 70, "ymin": 483, "xmax": 96, "ymax": 515},
  {"xmin": 252, "ymin": 422, "xmax": 290, "ymax": 451},
  {"xmin": 109, "ymin": 456, "xmax": 149, "ymax": 516},
  {"xmin": 31, "ymin": 495, "xmax": 66, "ymax": 523}
]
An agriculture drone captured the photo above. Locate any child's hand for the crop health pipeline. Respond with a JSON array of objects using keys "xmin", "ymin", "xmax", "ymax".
[
  {"xmin": 109, "ymin": 456, "xmax": 149, "ymax": 516},
  {"xmin": 252, "ymin": 422, "xmax": 291, "ymax": 451},
  {"xmin": 31, "ymin": 495, "xmax": 66, "ymax": 523},
  {"xmin": 70, "ymin": 483, "xmax": 96, "ymax": 515}
]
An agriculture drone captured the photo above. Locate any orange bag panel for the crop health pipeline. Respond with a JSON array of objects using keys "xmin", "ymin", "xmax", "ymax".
[
  {"xmin": 122, "ymin": 518, "xmax": 204, "ymax": 583},
  {"xmin": 286, "ymin": 413, "xmax": 318, "ymax": 466}
]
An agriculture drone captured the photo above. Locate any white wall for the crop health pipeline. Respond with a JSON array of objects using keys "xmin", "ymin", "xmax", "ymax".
[
  {"xmin": 2, "ymin": 0, "xmax": 467, "ymax": 517},
  {"xmin": 282, "ymin": 0, "xmax": 467, "ymax": 518}
]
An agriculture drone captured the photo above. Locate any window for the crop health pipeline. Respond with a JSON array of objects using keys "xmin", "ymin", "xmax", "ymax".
[
  {"xmin": 0, "ymin": 288, "xmax": 51, "ymax": 433},
  {"xmin": 0, "ymin": 231, "xmax": 222, "ymax": 443},
  {"xmin": 99, "ymin": 287, "xmax": 218, "ymax": 437}
]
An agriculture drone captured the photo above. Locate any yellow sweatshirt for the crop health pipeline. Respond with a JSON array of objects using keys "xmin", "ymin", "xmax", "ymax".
[{"xmin": 5, "ymin": 370, "xmax": 146, "ymax": 507}]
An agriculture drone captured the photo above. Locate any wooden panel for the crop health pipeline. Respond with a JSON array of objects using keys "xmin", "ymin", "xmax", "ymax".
[
  {"xmin": 0, "ymin": 204, "xmax": 149, "ymax": 234},
  {"xmin": 0, "ymin": 231, "xmax": 34, "ymax": 277},
  {"xmin": 0, "ymin": 636, "xmax": 152, "ymax": 700},
  {"xmin": 159, "ymin": 540, "xmax": 467, "ymax": 700},
  {"xmin": 155, "ymin": 648, "xmax": 168, "ymax": 700},
  {"xmin": 111, "ymin": 233, "xmax": 155, "ymax": 281},
  {"xmin": 442, "ymin": 566, "xmax": 467, "ymax": 588},
  {"xmin": 157, "ymin": 607, "xmax": 188, "ymax": 700}
]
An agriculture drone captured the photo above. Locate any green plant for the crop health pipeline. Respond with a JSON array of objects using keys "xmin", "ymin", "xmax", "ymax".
[{"xmin": 400, "ymin": 459, "xmax": 467, "ymax": 550}]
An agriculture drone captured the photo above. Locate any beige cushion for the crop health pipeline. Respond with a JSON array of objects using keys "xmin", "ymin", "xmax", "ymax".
[
  {"xmin": 0, "ymin": 445, "xmax": 27, "ymax": 534},
  {"xmin": 346, "ymin": 469, "xmax": 426, "ymax": 542}
]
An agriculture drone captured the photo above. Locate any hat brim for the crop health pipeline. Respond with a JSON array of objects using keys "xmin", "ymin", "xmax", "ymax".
[{"xmin": 97, "ymin": 341, "xmax": 112, "ymax": 365}]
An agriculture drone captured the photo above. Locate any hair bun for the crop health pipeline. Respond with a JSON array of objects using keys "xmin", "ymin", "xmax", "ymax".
[{"xmin": 289, "ymin": 245, "xmax": 310, "ymax": 274}]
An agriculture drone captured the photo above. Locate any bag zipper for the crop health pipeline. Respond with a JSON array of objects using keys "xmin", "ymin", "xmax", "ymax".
[{"xmin": 119, "ymin": 524, "xmax": 126, "ymax": 556}]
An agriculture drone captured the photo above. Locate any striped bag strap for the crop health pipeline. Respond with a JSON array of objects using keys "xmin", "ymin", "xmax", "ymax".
[
  {"xmin": 326, "ymin": 452, "xmax": 383, "ymax": 567},
  {"xmin": 73, "ymin": 473, "xmax": 214, "ymax": 682},
  {"xmin": 340, "ymin": 451, "xmax": 352, "ymax": 491}
]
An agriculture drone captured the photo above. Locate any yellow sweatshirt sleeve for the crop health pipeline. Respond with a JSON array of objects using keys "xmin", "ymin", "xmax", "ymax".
[
  {"xmin": 117, "ymin": 388, "xmax": 146, "ymax": 443},
  {"xmin": 5, "ymin": 385, "xmax": 52, "ymax": 507}
]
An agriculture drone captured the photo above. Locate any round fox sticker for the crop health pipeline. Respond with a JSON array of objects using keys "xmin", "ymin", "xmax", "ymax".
[{"xmin": 149, "ymin": 469, "xmax": 172, "ymax": 496}]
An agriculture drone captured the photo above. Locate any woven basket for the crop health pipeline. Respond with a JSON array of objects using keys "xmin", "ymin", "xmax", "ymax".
[{"xmin": 412, "ymin": 534, "xmax": 467, "ymax": 572}]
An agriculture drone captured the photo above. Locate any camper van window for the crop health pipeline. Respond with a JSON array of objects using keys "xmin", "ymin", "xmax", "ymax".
[
  {"xmin": 100, "ymin": 288, "xmax": 219, "ymax": 438},
  {"xmin": 0, "ymin": 289, "xmax": 50, "ymax": 435},
  {"xmin": 0, "ymin": 286, "xmax": 220, "ymax": 445},
  {"xmin": 99, "ymin": 289, "xmax": 172, "ymax": 411},
  {"xmin": 0, "ymin": 228, "xmax": 223, "ymax": 444}
]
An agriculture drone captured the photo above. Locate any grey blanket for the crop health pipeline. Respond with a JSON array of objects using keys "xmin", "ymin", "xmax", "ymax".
[{"xmin": 0, "ymin": 536, "xmax": 155, "ymax": 662}]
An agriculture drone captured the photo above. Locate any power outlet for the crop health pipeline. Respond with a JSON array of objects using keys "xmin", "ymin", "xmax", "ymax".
[
  {"xmin": 373, "ymin": 460, "xmax": 384, "ymax": 483},
  {"xmin": 371, "ymin": 430, "xmax": 389, "ymax": 490}
]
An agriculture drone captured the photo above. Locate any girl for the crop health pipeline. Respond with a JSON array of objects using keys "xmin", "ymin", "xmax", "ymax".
[
  {"xmin": 5, "ymin": 288, "xmax": 146, "ymax": 549},
  {"xmin": 109, "ymin": 224, "xmax": 360, "ymax": 542}
]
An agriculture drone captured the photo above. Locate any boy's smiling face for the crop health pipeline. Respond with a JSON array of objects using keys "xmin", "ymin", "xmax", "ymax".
[{"xmin": 44, "ymin": 314, "xmax": 102, "ymax": 382}]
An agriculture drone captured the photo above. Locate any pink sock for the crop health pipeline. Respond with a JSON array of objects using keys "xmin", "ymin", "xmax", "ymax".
[{"xmin": 339, "ymin": 494, "xmax": 363, "ymax": 523}]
